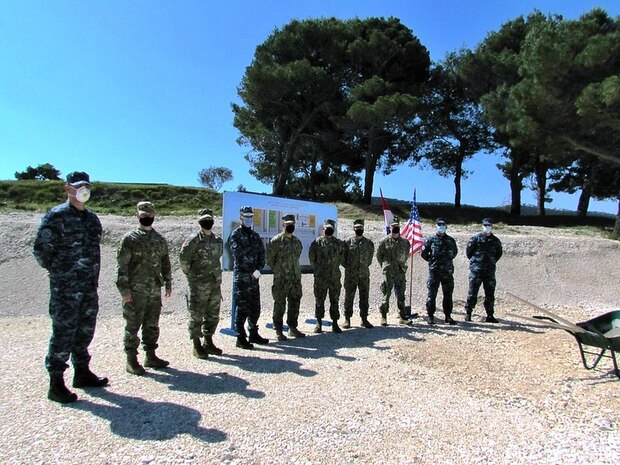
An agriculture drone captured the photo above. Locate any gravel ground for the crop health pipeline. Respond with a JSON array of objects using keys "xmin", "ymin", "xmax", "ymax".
[{"xmin": 0, "ymin": 212, "xmax": 619, "ymax": 465}]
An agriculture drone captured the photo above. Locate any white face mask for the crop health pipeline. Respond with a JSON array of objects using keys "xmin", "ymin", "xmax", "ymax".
[
  {"xmin": 242, "ymin": 217, "xmax": 254, "ymax": 228},
  {"xmin": 437, "ymin": 225, "xmax": 446, "ymax": 234},
  {"xmin": 73, "ymin": 186, "xmax": 91, "ymax": 203},
  {"xmin": 483, "ymin": 225, "xmax": 492, "ymax": 234}
]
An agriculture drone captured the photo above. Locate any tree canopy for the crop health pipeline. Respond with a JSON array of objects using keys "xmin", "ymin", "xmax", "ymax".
[{"xmin": 15, "ymin": 163, "xmax": 62, "ymax": 181}]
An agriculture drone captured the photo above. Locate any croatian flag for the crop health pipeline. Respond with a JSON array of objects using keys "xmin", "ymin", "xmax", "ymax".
[
  {"xmin": 380, "ymin": 188, "xmax": 394, "ymax": 235},
  {"xmin": 401, "ymin": 189, "xmax": 424, "ymax": 256}
]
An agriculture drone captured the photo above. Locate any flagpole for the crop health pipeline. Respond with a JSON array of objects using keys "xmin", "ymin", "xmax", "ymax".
[{"xmin": 408, "ymin": 251, "xmax": 414, "ymax": 311}]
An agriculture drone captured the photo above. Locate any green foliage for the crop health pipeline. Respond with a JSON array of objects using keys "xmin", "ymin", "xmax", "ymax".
[
  {"xmin": 0, "ymin": 181, "xmax": 221, "ymax": 216},
  {"xmin": 14, "ymin": 163, "xmax": 62, "ymax": 181},
  {"xmin": 198, "ymin": 166, "xmax": 233, "ymax": 192}
]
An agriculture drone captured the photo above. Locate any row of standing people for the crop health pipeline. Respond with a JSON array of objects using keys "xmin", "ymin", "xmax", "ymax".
[{"xmin": 33, "ymin": 171, "xmax": 502, "ymax": 404}]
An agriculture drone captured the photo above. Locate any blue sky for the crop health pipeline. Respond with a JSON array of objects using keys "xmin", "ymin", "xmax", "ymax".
[{"xmin": 1, "ymin": 1, "xmax": 618, "ymax": 214}]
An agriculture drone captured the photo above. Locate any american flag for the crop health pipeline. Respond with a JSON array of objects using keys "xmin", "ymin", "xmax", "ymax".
[
  {"xmin": 401, "ymin": 190, "xmax": 424, "ymax": 256},
  {"xmin": 379, "ymin": 188, "xmax": 394, "ymax": 236}
]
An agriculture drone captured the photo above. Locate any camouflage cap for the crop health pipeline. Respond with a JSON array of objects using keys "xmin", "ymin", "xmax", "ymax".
[
  {"xmin": 353, "ymin": 219, "xmax": 364, "ymax": 229},
  {"xmin": 482, "ymin": 217, "xmax": 493, "ymax": 226},
  {"xmin": 282, "ymin": 214, "xmax": 296, "ymax": 224},
  {"xmin": 240, "ymin": 206, "xmax": 254, "ymax": 217},
  {"xmin": 323, "ymin": 219, "xmax": 335, "ymax": 229},
  {"xmin": 198, "ymin": 208, "xmax": 213, "ymax": 221},
  {"xmin": 137, "ymin": 201, "xmax": 155, "ymax": 215},
  {"xmin": 436, "ymin": 217, "xmax": 446, "ymax": 225},
  {"xmin": 391, "ymin": 217, "xmax": 400, "ymax": 226},
  {"xmin": 66, "ymin": 171, "xmax": 91, "ymax": 187}
]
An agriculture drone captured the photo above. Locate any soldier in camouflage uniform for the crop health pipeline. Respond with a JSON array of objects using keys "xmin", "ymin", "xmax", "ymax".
[
  {"xmin": 464, "ymin": 218, "xmax": 503, "ymax": 323},
  {"xmin": 265, "ymin": 214, "xmax": 306, "ymax": 341},
  {"xmin": 376, "ymin": 217, "xmax": 412, "ymax": 326},
  {"xmin": 227, "ymin": 206, "xmax": 269, "ymax": 350},
  {"xmin": 343, "ymin": 219, "xmax": 375, "ymax": 329},
  {"xmin": 33, "ymin": 171, "xmax": 108, "ymax": 404},
  {"xmin": 421, "ymin": 218, "xmax": 458, "ymax": 325},
  {"xmin": 116, "ymin": 201, "xmax": 172, "ymax": 375},
  {"xmin": 180, "ymin": 208, "xmax": 224, "ymax": 359},
  {"xmin": 309, "ymin": 219, "xmax": 344, "ymax": 333}
]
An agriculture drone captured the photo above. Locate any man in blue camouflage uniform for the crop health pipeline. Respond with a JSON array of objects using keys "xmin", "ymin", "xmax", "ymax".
[
  {"xmin": 180, "ymin": 208, "xmax": 224, "ymax": 358},
  {"xmin": 309, "ymin": 219, "xmax": 344, "ymax": 334},
  {"xmin": 227, "ymin": 206, "xmax": 269, "ymax": 350},
  {"xmin": 33, "ymin": 171, "xmax": 108, "ymax": 404},
  {"xmin": 116, "ymin": 201, "xmax": 172, "ymax": 375},
  {"xmin": 421, "ymin": 218, "xmax": 458, "ymax": 325},
  {"xmin": 464, "ymin": 218, "xmax": 503, "ymax": 323},
  {"xmin": 343, "ymin": 219, "xmax": 375, "ymax": 329},
  {"xmin": 376, "ymin": 217, "xmax": 412, "ymax": 326},
  {"xmin": 265, "ymin": 214, "xmax": 306, "ymax": 341}
]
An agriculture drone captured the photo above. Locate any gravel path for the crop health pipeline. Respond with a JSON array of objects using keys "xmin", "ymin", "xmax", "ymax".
[{"xmin": 0, "ymin": 212, "xmax": 619, "ymax": 464}]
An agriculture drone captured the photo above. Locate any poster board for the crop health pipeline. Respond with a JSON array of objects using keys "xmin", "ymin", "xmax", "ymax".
[{"xmin": 222, "ymin": 191, "xmax": 338, "ymax": 273}]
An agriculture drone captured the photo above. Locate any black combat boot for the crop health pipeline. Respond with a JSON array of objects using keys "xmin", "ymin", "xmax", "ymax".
[
  {"xmin": 380, "ymin": 313, "xmax": 388, "ymax": 326},
  {"xmin": 288, "ymin": 326, "xmax": 306, "ymax": 338},
  {"xmin": 203, "ymin": 335, "xmax": 223, "ymax": 355},
  {"xmin": 331, "ymin": 320, "xmax": 342, "ymax": 333},
  {"xmin": 248, "ymin": 329, "xmax": 269, "ymax": 345},
  {"xmin": 73, "ymin": 364, "xmax": 109, "ymax": 388},
  {"xmin": 126, "ymin": 353, "xmax": 146, "ymax": 375},
  {"xmin": 445, "ymin": 315, "xmax": 457, "ymax": 325},
  {"xmin": 342, "ymin": 317, "xmax": 351, "ymax": 329},
  {"xmin": 144, "ymin": 350, "xmax": 170, "ymax": 368},
  {"xmin": 48, "ymin": 372, "xmax": 78, "ymax": 404},
  {"xmin": 464, "ymin": 309, "xmax": 472, "ymax": 322},
  {"xmin": 361, "ymin": 317, "xmax": 374, "ymax": 329},
  {"xmin": 192, "ymin": 338, "xmax": 209, "ymax": 359},
  {"xmin": 274, "ymin": 324, "xmax": 288, "ymax": 341},
  {"xmin": 313, "ymin": 319, "xmax": 323, "ymax": 334},
  {"xmin": 428, "ymin": 315, "xmax": 436, "ymax": 325},
  {"xmin": 236, "ymin": 335, "xmax": 254, "ymax": 350},
  {"xmin": 485, "ymin": 315, "xmax": 499, "ymax": 323}
]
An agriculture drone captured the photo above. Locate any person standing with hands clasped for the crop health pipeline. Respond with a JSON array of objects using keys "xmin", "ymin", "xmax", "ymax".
[
  {"xmin": 227, "ymin": 206, "xmax": 269, "ymax": 350},
  {"xmin": 116, "ymin": 201, "xmax": 172, "ymax": 375},
  {"xmin": 464, "ymin": 218, "xmax": 503, "ymax": 323},
  {"xmin": 343, "ymin": 219, "xmax": 375, "ymax": 329},
  {"xmin": 180, "ymin": 208, "xmax": 224, "ymax": 359},
  {"xmin": 266, "ymin": 215, "xmax": 306, "ymax": 341},
  {"xmin": 421, "ymin": 218, "xmax": 458, "ymax": 325},
  {"xmin": 33, "ymin": 171, "xmax": 108, "ymax": 404}
]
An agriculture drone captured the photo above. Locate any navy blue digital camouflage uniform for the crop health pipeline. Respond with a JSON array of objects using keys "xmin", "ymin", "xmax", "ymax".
[
  {"xmin": 421, "ymin": 233, "xmax": 458, "ymax": 319},
  {"xmin": 465, "ymin": 232, "xmax": 503, "ymax": 317},
  {"xmin": 33, "ymin": 201, "xmax": 102, "ymax": 374},
  {"xmin": 227, "ymin": 225, "xmax": 266, "ymax": 336}
]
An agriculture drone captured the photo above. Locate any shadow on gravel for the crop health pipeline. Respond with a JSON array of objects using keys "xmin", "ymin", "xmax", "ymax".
[
  {"xmin": 69, "ymin": 388, "xmax": 227, "ymax": 442},
  {"xmin": 148, "ymin": 367, "xmax": 265, "ymax": 398},
  {"xmin": 209, "ymin": 353, "xmax": 318, "ymax": 377}
]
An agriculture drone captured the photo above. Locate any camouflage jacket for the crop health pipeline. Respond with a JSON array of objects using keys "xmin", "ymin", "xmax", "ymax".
[
  {"xmin": 180, "ymin": 230, "xmax": 223, "ymax": 284},
  {"xmin": 421, "ymin": 234, "xmax": 458, "ymax": 273},
  {"xmin": 265, "ymin": 233, "xmax": 302, "ymax": 280},
  {"xmin": 343, "ymin": 236, "xmax": 374, "ymax": 278},
  {"xmin": 116, "ymin": 227, "xmax": 172, "ymax": 296},
  {"xmin": 33, "ymin": 201, "xmax": 102, "ymax": 284},
  {"xmin": 466, "ymin": 233, "xmax": 503, "ymax": 275},
  {"xmin": 226, "ymin": 226, "xmax": 265, "ymax": 274},
  {"xmin": 376, "ymin": 235, "xmax": 409, "ymax": 274},
  {"xmin": 308, "ymin": 236, "xmax": 344, "ymax": 279}
]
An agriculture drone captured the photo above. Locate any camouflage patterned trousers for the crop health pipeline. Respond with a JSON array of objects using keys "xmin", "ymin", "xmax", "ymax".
[
  {"xmin": 465, "ymin": 272, "xmax": 497, "ymax": 316},
  {"xmin": 46, "ymin": 277, "xmax": 99, "ymax": 373},
  {"xmin": 426, "ymin": 271, "xmax": 454, "ymax": 317},
  {"xmin": 272, "ymin": 276, "xmax": 302, "ymax": 329},
  {"xmin": 313, "ymin": 274, "xmax": 341, "ymax": 321},
  {"xmin": 344, "ymin": 273, "xmax": 370, "ymax": 319},
  {"xmin": 232, "ymin": 272, "xmax": 260, "ymax": 336},
  {"xmin": 379, "ymin": 271, "xmax": 407, "ymax": 318},
  {"xmin": 123, "ymin": 287, "xmax": 163, "ymax": 354},
  {"xmin": 186, "ymin": 278, "xmax": 221, "ymax": 339}
]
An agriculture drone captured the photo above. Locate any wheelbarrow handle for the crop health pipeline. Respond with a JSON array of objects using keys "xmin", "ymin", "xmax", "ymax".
[{"xmin": 505, "ymin": 292, "xmax": 589, "ymax": 334}]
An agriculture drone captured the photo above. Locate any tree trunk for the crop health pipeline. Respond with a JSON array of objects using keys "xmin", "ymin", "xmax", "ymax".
[
  {"xmin": 577, "ymin": 185, "xmax": 591, "ymax": 217},
  {"xmin": 363, "ymin": 153, "xmax": 377, "ymax": 205},
  {"xmin": 613, "ymin": 197, "xmax": 620, "ymax": 239},
  {"xmin": 534, "ymin": 158, "xmax": 547, "ymax": 216},
  {"xmin": 454, "ymin": 155, "xmax": 463, "ymax": 208},
  {"xmin": 509, "ymin": 164, "xmax": 522, "ymax": 216}
]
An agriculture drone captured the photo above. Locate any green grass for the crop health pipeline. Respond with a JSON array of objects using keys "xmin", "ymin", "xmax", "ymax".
[{"xmin": 0, "ymin": 180, "xmax": 615, "ymax": 237}]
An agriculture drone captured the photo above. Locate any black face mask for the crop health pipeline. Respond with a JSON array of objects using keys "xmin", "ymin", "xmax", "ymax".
[
  {"xmin": 391, "ymin": 227, "xmax": 400, "ymax": 235},
  {"xmin": 355, "ymin": 229, "xmax": 364, "ymax": 237},
  {"xmin": 199, "ymin": 219, "xmax": 214, "ymax": 230},
  {"xmin": 139, "ymin": 217, "xmax": 154, "ymax": 227},
  {"xmin": 285, "ymin": 224, "xmax": 295, "ymax": 234},
  {"xmin": 324, "ymin": 228, "xmax": 334, "ymax": 237}
]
